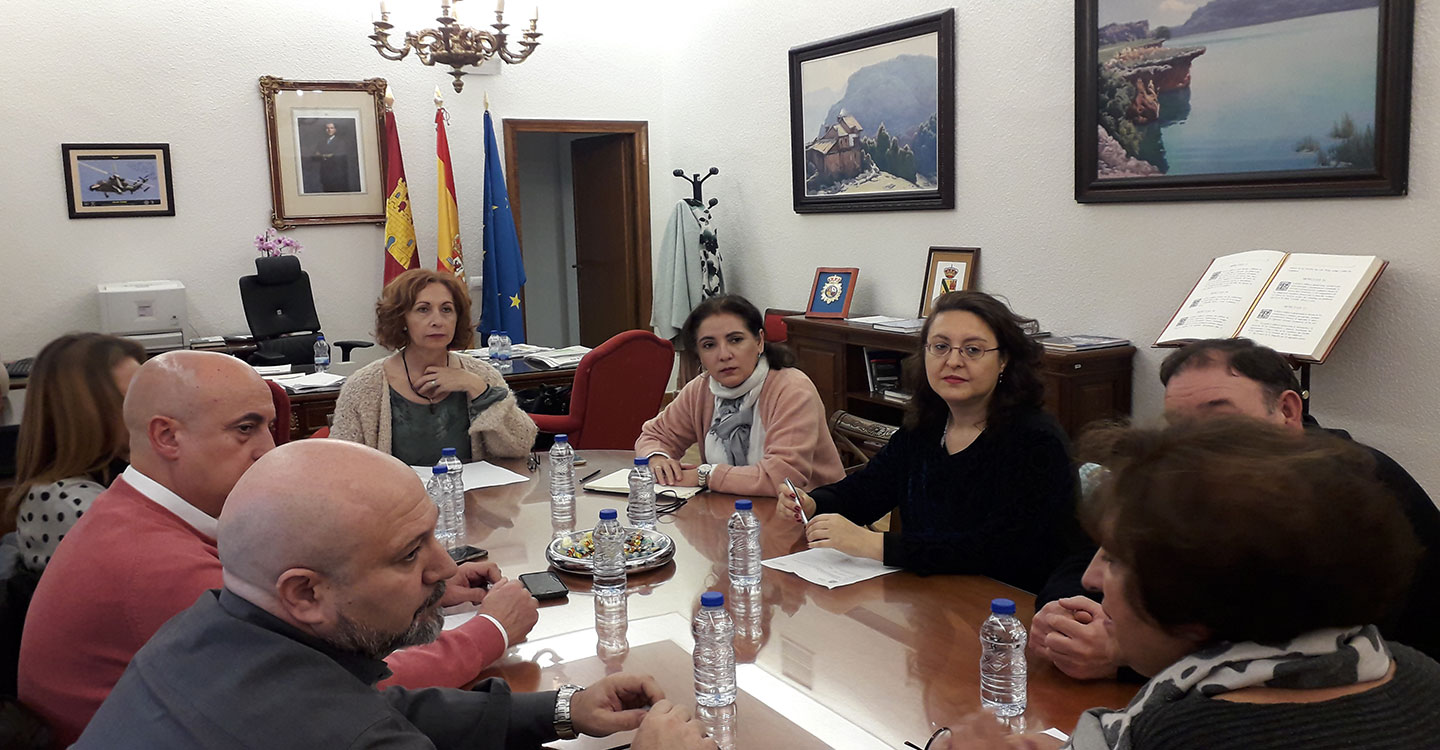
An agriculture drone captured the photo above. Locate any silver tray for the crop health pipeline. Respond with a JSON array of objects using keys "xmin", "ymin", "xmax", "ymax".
[{"xmin": 546, "ymin": 527, "xmax": 676, "ymax": 575}]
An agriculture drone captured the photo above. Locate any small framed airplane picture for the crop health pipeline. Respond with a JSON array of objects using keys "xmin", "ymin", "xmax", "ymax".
[{"xmin": 61, "ymin": 143, "xmax": 176, "ymax": 219}]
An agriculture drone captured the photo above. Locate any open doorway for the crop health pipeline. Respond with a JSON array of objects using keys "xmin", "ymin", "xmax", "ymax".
[{"xmin": 504, "ymin": 120, "xmax": 652, "ymax": 348}]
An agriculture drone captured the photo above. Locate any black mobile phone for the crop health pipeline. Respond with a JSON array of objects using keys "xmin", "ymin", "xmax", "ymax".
[
  {"xmin": 448, "ymin": 545, "xmax": 489, "ymax": 563},
  {"xmin": 519, "ymin": 571, "xmax": 570, "ymax": 600}
]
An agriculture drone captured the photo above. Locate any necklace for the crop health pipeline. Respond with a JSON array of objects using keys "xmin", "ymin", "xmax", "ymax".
[{"xmin": 400, "ymin": 348, "xmax": 443, "ymax": 414}]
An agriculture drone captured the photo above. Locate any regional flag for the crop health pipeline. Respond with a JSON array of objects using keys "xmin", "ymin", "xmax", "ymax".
[
  {"xmin": 381, "ymin": 106, "xmax": 418, "ymax": 286},
  {"xmin": 435, "ymin": 94, "xmax": 466, "ymax": 282},
  {"xmin": 479, "ymin": 108, "xmax": 527, "ymax": 343}
]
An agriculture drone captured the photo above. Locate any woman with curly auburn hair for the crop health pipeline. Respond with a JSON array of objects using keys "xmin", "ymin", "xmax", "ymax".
[
  {"xmin": 330, "ymin": 269, "xmax": 536, "ymax": 466},
  {"xmin": 778, "ymin": 291, "xmax": 1083, "ymax": 594}
]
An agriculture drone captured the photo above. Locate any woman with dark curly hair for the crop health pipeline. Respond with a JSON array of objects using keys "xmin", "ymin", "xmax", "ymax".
[
  {"xmin": 330, "ymin": 269, "xmax": 536, "ymax": 466},
  {"xmin": 779, "ymin": 291, "xmax": 1080, "ymax": 592}
]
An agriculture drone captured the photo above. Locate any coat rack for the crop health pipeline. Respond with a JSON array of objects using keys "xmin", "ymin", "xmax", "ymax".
[{"xmin": 673, "ymin": 166, "xmax": 719, "ymax": 208}]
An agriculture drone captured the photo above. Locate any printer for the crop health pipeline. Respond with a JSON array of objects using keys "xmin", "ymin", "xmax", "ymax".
[{"xmin": 98, "ymin": 280, "xmax": 187, "ymax": 353}]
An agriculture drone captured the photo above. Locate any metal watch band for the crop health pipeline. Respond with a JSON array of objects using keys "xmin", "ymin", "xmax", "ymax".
[
  {"xmin": 697, "ymin": 463, "xmax": 715, "ymax": 489},
  {"xmin": 553, "ymin": 683, "xmax": 583, "ymax": 740}
]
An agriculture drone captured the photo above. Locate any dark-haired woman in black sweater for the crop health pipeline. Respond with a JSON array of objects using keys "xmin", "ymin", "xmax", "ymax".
[{"xmin": 779, "ymin": 291, "xmax": 1084, "ymax": 595}]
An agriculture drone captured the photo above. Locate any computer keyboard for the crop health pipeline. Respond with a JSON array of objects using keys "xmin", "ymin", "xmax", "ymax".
[{"xmin": 5, "ymin": 358, "xmax": 33, "ymax": 379}]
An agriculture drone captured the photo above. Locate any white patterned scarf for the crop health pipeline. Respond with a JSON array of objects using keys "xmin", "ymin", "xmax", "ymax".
[
  {"xmin": 704, "ymin": 357, "xmax": 769, "ymax": 466},
  {"xmin": 1066, "ymin": 625, "xmax": 1391, "ymax": 750}
]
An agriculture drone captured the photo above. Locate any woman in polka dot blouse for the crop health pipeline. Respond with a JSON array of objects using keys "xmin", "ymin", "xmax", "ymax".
[{"xmin": 5, "ymin": 334, "xmax": 144, "ymax": 573}]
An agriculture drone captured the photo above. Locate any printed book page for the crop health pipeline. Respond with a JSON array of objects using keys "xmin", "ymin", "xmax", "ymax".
[
  {"xmin": 1237, "ymin": 253, "xmax": 1382, "ymax": 360},
  {"xmin": 1156, "ymin": 250, "xmax": 1286, "ymax": 344}
]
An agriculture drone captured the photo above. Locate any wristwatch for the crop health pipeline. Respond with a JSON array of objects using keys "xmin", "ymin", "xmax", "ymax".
[
  {"xmin": 553, "ymin": 683, "xmax": 584, "ymax": 740},
  {"xmin": 696, "ymin": 463, "xmax": 716, "ymax": 490}
]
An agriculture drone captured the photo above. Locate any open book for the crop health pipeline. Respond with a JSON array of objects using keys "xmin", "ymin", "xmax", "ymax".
[
  {"xmin": 1155, "ymin": 250, "xmax": 1386, "ymax": 363},
  {"xmin": 521, "ymin": 345, "xmax": 591, "ymax": 369}
]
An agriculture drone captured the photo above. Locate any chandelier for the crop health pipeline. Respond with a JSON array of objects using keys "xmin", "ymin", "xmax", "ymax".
[{"xmin": 369, "ymin": 1, "xmax": 542, "ymax": 93}]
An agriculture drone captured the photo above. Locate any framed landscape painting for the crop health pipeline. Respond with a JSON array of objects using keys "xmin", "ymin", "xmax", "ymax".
[
  {"xmin": 789, "ymin": 10, "xmax": 954, "ymax": 213},
  {"xmin": 1075, "ymin": 0, "xmax": 1413, "ymax": 202}
]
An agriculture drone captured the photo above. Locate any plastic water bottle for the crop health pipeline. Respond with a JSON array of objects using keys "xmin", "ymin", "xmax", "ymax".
[
  {"xmin": 495, "ymin": 330, "xmax": 513, "ymax": 371},
  {"xmin": 697, "ymin": 704, "xmax": 737, "ymax": 750},
  {"xmin": 437, "ymin": 448, "xmax": 465, "ymax": 550},
  {"xmin": 595, "ymin": 584, "xmax": 629, "ymax": 661},
  {"xmin": 426, "ymin": 466, "xmax": 459, "ymax": 549},
  {"xmin": 693, "ymin": 591, "xmax": 736, "ymax": 707},
  {"xmin": 980, "ymin": 598, "xmax": 1028, "ymax": 717},
  {"xmin": 312, "ymin": 334, "xmax": 331, "ymax": 372},
  {"xmin": 592, "ymin": 508, "xmax": 627, "ymax": 596},
  {"xmin": 486, "ymin": 330, "xmax": 501, "ymax": 360},
  {"xmin": 626, "ymin": 457, "xmax": 657, "ymax": 530},
  {"xmin": 549, "ymin": 435, "xmax": 575, "ymax": 535},
  {"xmin": 727, "ymin": 500, "xmax": 762, "ymax": 586}
]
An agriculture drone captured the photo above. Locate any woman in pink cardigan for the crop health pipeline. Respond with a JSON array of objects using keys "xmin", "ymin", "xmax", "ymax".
[{"xmin": 636, "ymin": 295, "xmax": 844, "ymax": 496}]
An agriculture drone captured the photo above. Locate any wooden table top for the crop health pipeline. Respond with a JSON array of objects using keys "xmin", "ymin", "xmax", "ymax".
[{"xmin": 458, "ymin": 452, "xmax": 1136, "ymax": 749}]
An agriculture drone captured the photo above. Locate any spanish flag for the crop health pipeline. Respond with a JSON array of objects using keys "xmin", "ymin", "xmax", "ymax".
[
  {"xmin": 381, "ymin": 97, "xmax": 417, "ymax": 286},
  {"xmin": 435, "ymin": 89, "xmax": 465, "ymax": 282}
]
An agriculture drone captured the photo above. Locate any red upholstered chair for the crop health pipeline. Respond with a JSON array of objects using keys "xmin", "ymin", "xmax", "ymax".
[
  {"xmin": 530, "ymin": 330, "xmax": 675, "ymax": 450},
  {"xmin": 763, "ymin": 308, "xmax": 801, "ymax": 343},
  {"xmin": 265, "ymin": 379, "xmax": 292, "ymax": 445},
  {"xmin": 310, "ymin": 426, "xmax": 331, "ymax": 439}
]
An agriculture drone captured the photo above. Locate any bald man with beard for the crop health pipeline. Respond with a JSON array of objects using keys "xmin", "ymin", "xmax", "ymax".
[
  {"xmin": 75, "ymin": 440, "xmax": 712, "ymax": 750},
  {"xmin": 20, "ymin": 351, "xmax": 538, "ymax": 747}
]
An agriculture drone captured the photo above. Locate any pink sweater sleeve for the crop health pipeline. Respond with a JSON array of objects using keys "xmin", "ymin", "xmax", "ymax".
[
  {"xmin": 378, "ymin": 615, "xmax": 506, "ymax": 689},
  {"xmin": 708, "ymin": 372, "xmax": 833, "ymax": 496},
  {"xmin": 635, "ymin": 376, "xmax": 705, "ymax": 457}
]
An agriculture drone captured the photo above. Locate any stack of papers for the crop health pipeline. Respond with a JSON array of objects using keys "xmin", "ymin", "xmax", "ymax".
[
  {"xmin": 762, "ymin": 548, "xmax": 900, "ymax": 588},
  {"xmin": 847, "ymin": 315, "xmax": 906, "ymax": 326},
  {"xmin": 873, "ymin": 318, "xmax": 925, "ymax": 333},
  {"xmin": 267, "ymin": 371, "xmax": 346, "ymax": 392},
  {"xmin": 253, "ymin": 364, "xmax": 292, "ymax": 376},
  {"xmin": 460, "ymin": 343, "xmax": 555, "ymax": 360},
  {"xmin": 410, "ymin": 461, "xmax": 530, "ymax": 490},
  {"xmin": 522, "ymin": 345, "xmax": 591, "ymax": 369},
  {"xmin": 583, "ymin": 469, "xmax": 703, "ymax": 500}
]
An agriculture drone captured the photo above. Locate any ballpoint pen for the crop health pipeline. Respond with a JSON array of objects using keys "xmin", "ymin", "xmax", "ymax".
[
  {"xmin": 784, "ymin": 477, "xmax": 808, "ymax": 523},
  {"xmin": 579, "ymin": 469, "xmax": 602, "ymax": 484}
]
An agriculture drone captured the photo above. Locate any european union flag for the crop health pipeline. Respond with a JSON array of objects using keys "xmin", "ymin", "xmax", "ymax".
[{"xmin": 478, "ymin": 109, "xmax": 527, "ymax": 343}]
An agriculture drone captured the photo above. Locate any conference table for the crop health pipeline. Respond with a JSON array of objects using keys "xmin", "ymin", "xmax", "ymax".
[{"xmin": 455, "ymin": 451, "xmax": 1137, "ymax": 749}]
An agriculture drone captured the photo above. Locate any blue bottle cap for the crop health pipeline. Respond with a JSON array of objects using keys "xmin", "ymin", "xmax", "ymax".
[
  {"xmin": 599, "ymin": 508, "xmax": 617, "ymax": 520},
  {"xmin": 990, "ymin": 598, "xmax": 1016, "ymax": 615},
  {"xmin": 441, "ymin": 447, "xmax": 457, "ymax": 457},
  {"xmin": 735, "ymin": 499, "xmax": 752, "ymax": 511},
  {"xmin": 555, "ymin": 434, "xmax": 568, "ymax": 443},
  {"xmin": 634, "ymin": 456, "xmax": 649, "ymax": 466},
  {"xmin": 432, "ymin": 466, "xmax": 448, "ymax": 474},
  {"xmin": 316, "ymin": 333, "xmax": 325, "ymax": 340},
  {"xmin": 700, "ymin": 591, "xmax": 725, "ymax": 608}
]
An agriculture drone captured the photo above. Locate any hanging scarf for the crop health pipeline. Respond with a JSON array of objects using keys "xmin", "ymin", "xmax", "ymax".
[
  {"xmin": 1066, "ymin": 625, "xmax": 1391, "ymax": 750},
  {"xmin": 704, "ymin": 357, "xmax": 770, "ymax": 466}
]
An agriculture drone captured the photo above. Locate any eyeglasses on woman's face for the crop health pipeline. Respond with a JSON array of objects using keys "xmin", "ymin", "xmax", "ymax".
[{"xmin": 924, "ymin": 341, "xmax": 999, "ymax": 361}]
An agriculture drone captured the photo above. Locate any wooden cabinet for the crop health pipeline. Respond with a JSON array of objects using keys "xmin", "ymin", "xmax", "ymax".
[{"xmin": 784, "ymin": 316, "xmax": 1134, "ymax": 439}]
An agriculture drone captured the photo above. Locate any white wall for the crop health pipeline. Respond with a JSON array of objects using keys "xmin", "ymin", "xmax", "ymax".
[{"xmin": 4, "ymin": 0, "xmax": 1438, "ymax": 496}]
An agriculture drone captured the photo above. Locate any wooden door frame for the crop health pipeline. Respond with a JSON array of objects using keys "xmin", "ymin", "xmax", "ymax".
[{"xmin": 502, "ymin": 119, "xmax": 653, "ymax": 338}]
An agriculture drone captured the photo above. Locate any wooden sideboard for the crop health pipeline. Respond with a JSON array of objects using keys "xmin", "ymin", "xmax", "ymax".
[{"xmin": 784, "ymin": 316, "xmax": 1135, "ymax": 439}]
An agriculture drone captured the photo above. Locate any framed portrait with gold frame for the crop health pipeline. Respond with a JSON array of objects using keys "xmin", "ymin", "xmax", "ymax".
[
  {"xmin": 805, "ymin": 267, "xmax": 860, "ymax": 318},
  {"xmin": 919, "ymin": 246, "xmax": 978, "ymax": 316},
  {"xmin": 259, "ymin": 76, "xmax": 387, "ymax": 228}
]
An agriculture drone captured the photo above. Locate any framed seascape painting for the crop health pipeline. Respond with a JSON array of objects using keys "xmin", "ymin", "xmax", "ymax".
[
  {"xmin": 1075, "ymin": 0, "xmax": 1413, "ymax": 202},
  {"xmin": 61, "ymin": 143, "xmax": 175, "ymax": 219},
  {"xmin": 918, "ymin": 246, "xmax": 978, "ymax": 317},
  {"xmin": 259, "ymin": 76, "xmax": 388, "ymax": 228},
  {"xmin": 789, "ymin": 10, "xmax": 955, "ymax": 213}
]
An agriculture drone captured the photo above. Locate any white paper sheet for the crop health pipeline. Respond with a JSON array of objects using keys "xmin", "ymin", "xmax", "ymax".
[
  {"xmin": 410, "ymin": 461, "xmax": 530, "ymax": 490},
  {"xmin": 761, "ymin": 547, "xmax": 900, "ymax": 589},
  {"xmin": 582, "ymin": 468, "xmax": 703, "ymax": 500},
  {"xmin": 252, "ymin": 364, "xmax": 292, "ymax": 375},
  {"xmin": 279, "ymin": 372, "xmax": 346, "ymax": 391},
  {"xmin": 847, "ymin": 315, "xmax": 906, "ymax": 325}
]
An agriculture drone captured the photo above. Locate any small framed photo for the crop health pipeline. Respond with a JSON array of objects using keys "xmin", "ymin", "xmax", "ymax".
[
  {"xmin": 805, "ymin": 267, "xmax": 860, "ymax": 319},
  {"xmin": 259, "ymin": 76, "xmax": 387, "ymax": 228},
  {"xmin": 61, "ymin": 143, "xmax": 175, "ymax": 219},
  {"xmin": 919, "ymin": 246, "xmax": 979, "ymax": 317}
]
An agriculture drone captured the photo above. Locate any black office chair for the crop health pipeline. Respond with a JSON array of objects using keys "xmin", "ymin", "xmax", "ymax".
[{"xmin": 238, "ymin": 256, "xmax": 372, "ymax": 367}]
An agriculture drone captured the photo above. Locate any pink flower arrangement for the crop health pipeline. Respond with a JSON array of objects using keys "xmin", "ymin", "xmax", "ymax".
[{"xmin": 254, "ymin": 228, "xmax": 302, "ymax": 257}]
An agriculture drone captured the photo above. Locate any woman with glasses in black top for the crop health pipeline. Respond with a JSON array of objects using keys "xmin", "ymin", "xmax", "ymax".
[{"xmin": 779, "ymin": 291, "xmax": 1083, "ymax": 595}]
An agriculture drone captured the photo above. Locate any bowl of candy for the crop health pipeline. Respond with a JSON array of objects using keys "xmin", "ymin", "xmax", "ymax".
[{"xmin": 546, "ymin": 527, "xmax": 676, "ymax": 575}]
